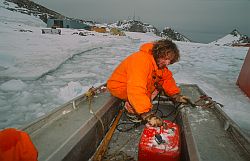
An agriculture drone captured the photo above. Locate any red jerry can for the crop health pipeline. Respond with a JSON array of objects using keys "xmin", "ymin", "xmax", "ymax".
[{"xmin": 138, "ymin": 120, "xmax": 180, "ymax": 161}]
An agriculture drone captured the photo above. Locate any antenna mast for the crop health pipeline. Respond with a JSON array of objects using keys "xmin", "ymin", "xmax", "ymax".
[{"xmin": 133, "ymin": 8, "xmax": 136, "ymax": 21}]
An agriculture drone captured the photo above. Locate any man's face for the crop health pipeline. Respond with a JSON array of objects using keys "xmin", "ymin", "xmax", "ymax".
[{"xmin": 156, "ymin": 55, "xmax": 173, "ymax": 69}]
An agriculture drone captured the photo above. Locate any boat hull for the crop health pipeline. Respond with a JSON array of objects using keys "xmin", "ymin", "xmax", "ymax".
[{"xmin": 20, "ymin": 84, "xmax": 250, "ymax": 161}]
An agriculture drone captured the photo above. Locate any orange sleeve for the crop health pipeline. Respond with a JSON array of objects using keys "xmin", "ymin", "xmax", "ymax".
[
  {"xmin": 127, "ymin": 55, "xmax": 152, "ymax": 114},
  {"xmin": 19, "ymin": 131, "xmax": 38, "ymax": 161},
  {"xmin": 0, "ymin": 128, "xmax": 38, "ymax": 161},
  {"xmin": 162, "ymin": 69, "xmax": 180, "ymax": 96}
]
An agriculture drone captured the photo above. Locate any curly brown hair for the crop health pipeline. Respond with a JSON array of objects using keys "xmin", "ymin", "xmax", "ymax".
[{"xmin": 152, "ymin": 39, "xmax": 180, "ymax": 64}]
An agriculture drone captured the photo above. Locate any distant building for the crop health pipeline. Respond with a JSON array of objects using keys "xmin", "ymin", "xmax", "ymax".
[{"xmin": 47, "ymin": 19, "xmax": 91, "ymax": 30}]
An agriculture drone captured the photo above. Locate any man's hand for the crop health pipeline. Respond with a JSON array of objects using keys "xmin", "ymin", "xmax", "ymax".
[
  {"xmin": 141, "ymin": 112, "xmax": 163, "ymax": 127},
  {"xmin": 147, "ymin": 115, "xmax": 163, "ymax": 127},
  {"xmin": 172, "ymin": 94, "xmax": 190, "ymax": 103},
  {"xmin": 124, "ymin": 101, "xmax": 136, "ymax": 114}
]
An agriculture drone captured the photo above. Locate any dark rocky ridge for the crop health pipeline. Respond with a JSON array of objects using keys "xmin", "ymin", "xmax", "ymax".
[{"xmin": 5, "ymin": 0, "xmax": 65, "ymax": 23}]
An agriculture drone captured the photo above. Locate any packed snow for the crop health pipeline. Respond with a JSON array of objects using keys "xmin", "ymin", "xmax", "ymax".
[{"xmin": 0, "ymin": 0, "xmax": 250, "ymax": 137}]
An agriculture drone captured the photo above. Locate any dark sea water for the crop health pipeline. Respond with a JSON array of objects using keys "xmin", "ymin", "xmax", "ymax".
[{"xmin": 181, "ymin": 31, "xmax": 226, "ymax": 44}]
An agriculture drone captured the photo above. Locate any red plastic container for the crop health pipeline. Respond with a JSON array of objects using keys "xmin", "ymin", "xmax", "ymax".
[{"xmin": 138, "ymin": 120, "xmax": 180, "ymax": 161}]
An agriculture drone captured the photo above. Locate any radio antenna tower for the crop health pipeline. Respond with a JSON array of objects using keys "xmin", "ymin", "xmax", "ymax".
[{"xmin": 133, "ymin": 8, "xmax": 136, "ymax": 21}]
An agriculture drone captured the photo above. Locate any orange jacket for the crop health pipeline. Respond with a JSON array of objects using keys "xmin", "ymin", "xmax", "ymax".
[
  {"xmin": 0, "ymin": 128, "xmax": 38, "ymax": 161},
  {"xmin": 107, "ymin": 43, "xmax": 180, "ymax": 114}
]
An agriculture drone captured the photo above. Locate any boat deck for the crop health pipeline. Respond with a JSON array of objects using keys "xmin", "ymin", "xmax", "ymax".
[
  {"xmin": 103, "ymin": 84, "xmax": 250, "ymax": 161},
  {"xmin": 103, "ymin": 102, "xmax": 176, "ymax": 161}
]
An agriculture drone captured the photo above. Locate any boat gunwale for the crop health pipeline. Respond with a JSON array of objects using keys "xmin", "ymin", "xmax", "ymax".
[
  {"xmin": 20, "ymin": 84, "xmax": 107, "ymax": 134},
  {"xmin": 194, "ymin": 84, "xmax": 250, "ymax": 154},
  {"xmin": 179, "ymin": 84, "xmax": 250, "ymax": 160},
  {"xmin": 19, "ymin": 84, "xmax": 123, "ymax": 161},
  {"xmin": 46, "ymin": 95, "xmax": 120, "ymax": 161}
]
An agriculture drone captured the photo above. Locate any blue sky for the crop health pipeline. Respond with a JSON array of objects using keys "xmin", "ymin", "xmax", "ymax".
[{"xmin": 33, "ymin": 0, "xmax": 250, "ymax": 43}]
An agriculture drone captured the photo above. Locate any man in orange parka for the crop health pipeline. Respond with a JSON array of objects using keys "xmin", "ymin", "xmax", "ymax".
[
  {"xmin": 0, "ymin": 128, "xmax": 38, "ymax": 161},
  {"xmin": 107, "ymin": 39, "xmax": 188, "ymax": 126}
]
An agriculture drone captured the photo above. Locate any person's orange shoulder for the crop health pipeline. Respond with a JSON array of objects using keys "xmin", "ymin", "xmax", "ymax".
[{"xmin": 139, "ymin": 43, "xmax": 154, "ymax": 54}]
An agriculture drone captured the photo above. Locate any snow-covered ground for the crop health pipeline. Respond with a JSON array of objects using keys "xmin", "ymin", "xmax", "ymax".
[{"xmin": 0, "ymin": 0, "xmax": 250, "ymax": 136}]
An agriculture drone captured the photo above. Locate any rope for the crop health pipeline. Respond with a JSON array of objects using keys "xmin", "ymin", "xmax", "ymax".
[
  {"xmin": 194, "ymin": 95, "xmax": 223, "ymax": 108},
  {"xmin": 116, "ymin": 111, "xmax": 142, "ymax": 132},
  {"xmin": 116, "ymin": 92, "xmax": 223, "ymax": 132},
  {"xmin": 85, "ymin": 87, "xmax": 105, "ymax": 134},
  {"xmin": 116, "ymin": 122, "xmax": 141, "ymax": 132}
]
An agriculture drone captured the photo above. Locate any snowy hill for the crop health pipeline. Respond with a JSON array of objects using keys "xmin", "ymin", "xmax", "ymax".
[
  {"xmin": 109, "ymin": 20, "xmax": 192, "ymax": 42},
  {"xmin": 160, "ymin": 27, "xmax": 191, "ymax": 42},
  {"xmin": 0, "ymin": 0, "xmax": 46, "ymax": 27},
  {"xmin": 109, "ymin": 20, "xmax": 159, "ymax": 34},
  {"xmin": 209, "ymin": 29, "xmax": 250, "ymax": 46},
  {"xmin": 3, "ymin": 0, "xmax": 65, "ymax": 23}
]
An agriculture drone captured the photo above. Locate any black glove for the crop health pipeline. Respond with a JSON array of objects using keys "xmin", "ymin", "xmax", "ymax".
[
  {"xmin": 172, "ymin": 94, "xmax": 190, "ymax": 103},
  {"xmin": 141, "ymin": 112, "xmax": 163, "ymax": 127}
]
